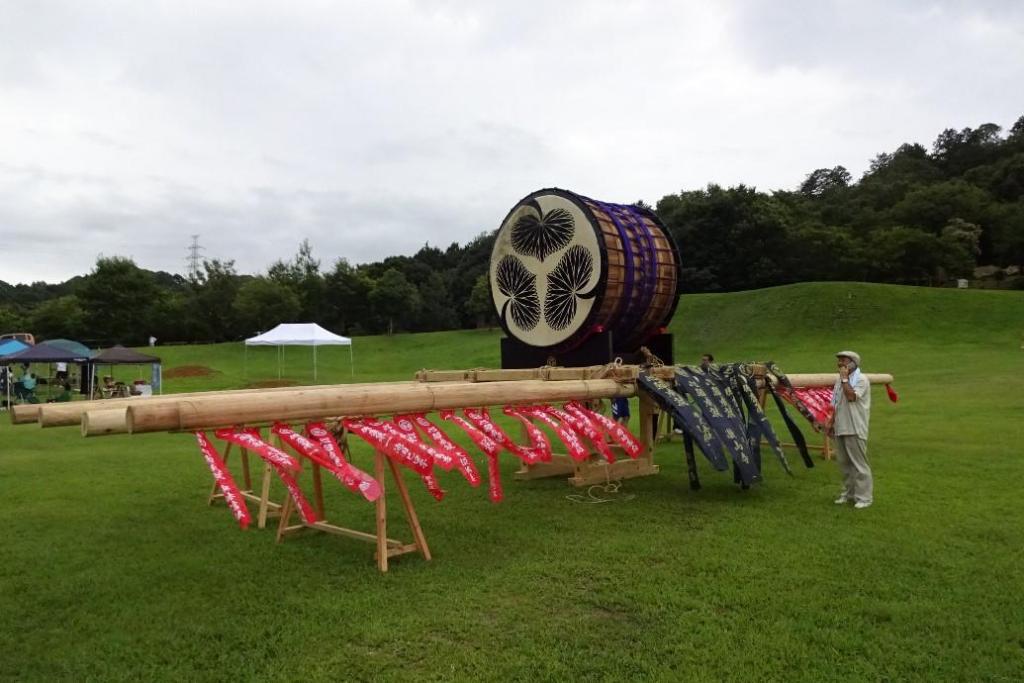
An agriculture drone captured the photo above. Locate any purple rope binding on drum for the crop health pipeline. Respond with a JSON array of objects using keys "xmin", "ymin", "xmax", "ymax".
[
  {"xmin": 588, "ymin": 199, "xmax": 636, "ymax": 341},
  {"xmin": 617, "ymin": 204, "xmax": 660, "ymax": 346},
  {"xmin": 590, "ymin": 199, "xmax": 659, "ymax": 348}
]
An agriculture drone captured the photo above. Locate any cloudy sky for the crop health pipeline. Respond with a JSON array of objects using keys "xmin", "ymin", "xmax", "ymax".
[{"xmin": 1, "ymin": 0, "xmax": 1022, "ymax": 284}]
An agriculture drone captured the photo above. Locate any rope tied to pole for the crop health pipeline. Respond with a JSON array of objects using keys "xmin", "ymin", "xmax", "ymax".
[{"xmin": 638, "ymin": 346, "xmax": 665, "ymax": 369}]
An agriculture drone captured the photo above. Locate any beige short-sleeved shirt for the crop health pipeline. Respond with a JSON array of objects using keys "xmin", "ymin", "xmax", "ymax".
[{"xmin": 833, "ymin": 374, "xmax": 871, "ymax": 439}]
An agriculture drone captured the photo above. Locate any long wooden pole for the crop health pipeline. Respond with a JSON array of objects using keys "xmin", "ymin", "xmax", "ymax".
[
  {"xmin": 24, "ymin": 380, "xmax": 428, "ymax": 428},
  {"xmin": 777, "ymin": 373, "xmax": 893, "ymax": 388},
  {"xmin": 81, "ymin": 408, "xmax": 130, "ymax": 437},
  {"xmin": 412, "ymin": 367, "xmax": 893, "ymax": 387},
  {"xmin": 124, "ymin": 379, "xmax": 634, "ymax": 435},
  {"xmin": 20, "ymin": 365, "xmax": 894, "ymax": 428}
]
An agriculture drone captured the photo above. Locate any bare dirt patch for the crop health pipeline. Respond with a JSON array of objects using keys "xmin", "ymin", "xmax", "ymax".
[{"xmin": 163, "ymin": 365, "xmax": 220, "ymax": 379}]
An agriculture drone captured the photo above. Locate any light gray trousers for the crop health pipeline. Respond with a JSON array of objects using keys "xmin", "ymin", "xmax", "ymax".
[{"xmin": 833, "ymin": 435, "xmax": 873, "ymax": 503}]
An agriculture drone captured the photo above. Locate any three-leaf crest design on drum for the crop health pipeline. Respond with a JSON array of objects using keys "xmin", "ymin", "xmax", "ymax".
[
  {"xmin": 497, "ymin": 200, "xmax": 598, "ymax": 338},
  {"xmin": 510, "ymin": 207, "xmax": 574, "ymax": 262},
  {"xmin": 544, "ymin": 245, "xmax": 595, "ymax": 330},
  {"xmin": 495, "ymin": 256, "xmax": 540, "ymax": 331}
]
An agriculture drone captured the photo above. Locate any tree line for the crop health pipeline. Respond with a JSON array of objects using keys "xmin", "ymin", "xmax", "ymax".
[{"xmin": 2, "ymin": 115, "xmax": 1022, "ymax": 345}]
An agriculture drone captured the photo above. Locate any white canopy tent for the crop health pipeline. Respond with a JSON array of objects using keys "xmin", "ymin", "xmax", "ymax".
[{"xmin": 244, "ymin": 323, "xmax": 353, "ymax": 381}]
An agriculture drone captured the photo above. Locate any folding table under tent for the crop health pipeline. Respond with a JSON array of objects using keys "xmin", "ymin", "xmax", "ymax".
[
  {"xmin": 244, "ymin": 323, "xmax": 353, "ymax": 381},
  {"xmin": 88, "ymin": 345, "xmax": 163, "ymax": 399}
]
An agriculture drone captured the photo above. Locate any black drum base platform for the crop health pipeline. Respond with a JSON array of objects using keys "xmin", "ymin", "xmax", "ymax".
[{"xmin": 500, "ymin": 331, "xmax": 674, "ymax": 369}]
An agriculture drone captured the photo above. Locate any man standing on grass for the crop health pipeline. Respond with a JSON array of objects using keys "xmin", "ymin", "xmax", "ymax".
[{"xmin": 826, "ymin": 350, "xmax": 873, "ymax": 509}]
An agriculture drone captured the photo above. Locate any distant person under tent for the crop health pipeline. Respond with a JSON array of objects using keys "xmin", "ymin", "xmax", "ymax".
[
  {"xmin": 21, "ymin": 370, "xmax": 36, "ymax": 392},
  {"xmin": 47, "ymin": 382, "xmax": 72, "ymax": 403}
]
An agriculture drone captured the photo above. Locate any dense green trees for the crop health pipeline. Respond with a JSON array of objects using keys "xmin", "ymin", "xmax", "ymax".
[
  {"xmin": 1, "ymin": 115, "xmax": 1021, "ymax": 344},
  {"xmin": 77, "ymin": 257, "xmax": 162, "ymax": 343},
  {"xmin": 657, "ymin": 115, "xmax": 1024, "ymax": 290}
]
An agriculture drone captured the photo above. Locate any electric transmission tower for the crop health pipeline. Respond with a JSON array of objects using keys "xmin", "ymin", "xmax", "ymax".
[{"xmin": 185, "ymin": 234, "xmax": 204, "ymax": 282}]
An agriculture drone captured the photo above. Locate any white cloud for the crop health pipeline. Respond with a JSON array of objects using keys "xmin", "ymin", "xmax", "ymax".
[{"xmin": 0, "ymin": 0, "xmax": 1021, "ymax": 283}]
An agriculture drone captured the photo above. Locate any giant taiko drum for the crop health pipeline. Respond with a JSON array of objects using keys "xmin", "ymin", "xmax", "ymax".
[{"xmin": 490, "ymin": 188, "xmax": 681, "ymax": 353}]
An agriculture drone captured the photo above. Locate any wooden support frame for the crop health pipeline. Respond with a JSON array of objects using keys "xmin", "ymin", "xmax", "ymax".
[
  {"xmin": 655, "ymin": 408, "xmax": 681, "ymax": 443},
  {"xmin": 753, "ymin": 369, "xmax": 832, "ymax": 460},
  {"xmin": 274, "ymin": 447, "xmax": 431, "ymax": 573},
  {"xmin": 514, "ymin": 396, "xmax": 659, "ymax": 487},
  {"xmin": 207, "ymin": 441, "xmax": 283, "ymax": 528}
]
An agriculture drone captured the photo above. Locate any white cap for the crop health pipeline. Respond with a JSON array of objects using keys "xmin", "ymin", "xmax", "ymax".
[{"xmin": 835, "ymin": 350, "xmax": 861, "ymax": 366}]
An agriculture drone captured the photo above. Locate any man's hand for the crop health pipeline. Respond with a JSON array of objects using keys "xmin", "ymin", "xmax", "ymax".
[{"xmin": 838, "ymin": 365, "xmax": 850, "ymax": 380}]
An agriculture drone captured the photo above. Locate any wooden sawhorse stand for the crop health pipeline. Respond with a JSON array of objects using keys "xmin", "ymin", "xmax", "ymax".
[
  {"xmin": 514, "ymin": 393, "xmax": 660, "ymax": 486},
  {"xmin": 752, "ymin": 369, "xmax": 832, "ymax": 461},
  {"xmin": 275, "ymin": 450, "xmax": 431, "ymax": 573},
  {"xmin": 207, "ymin": 442, "xmax": 283, "ymax": 529}
]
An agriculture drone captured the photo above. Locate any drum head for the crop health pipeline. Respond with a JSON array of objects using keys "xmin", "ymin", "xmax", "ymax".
[{"xmin": 490, "ymin": 190, "xmax": 604, "ymax": 348}]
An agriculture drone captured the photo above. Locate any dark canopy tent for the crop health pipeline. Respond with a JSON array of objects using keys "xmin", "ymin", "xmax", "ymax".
[
  {"xmin": 1, "ymin": 342, "xmax": 92, "ymax": 406},
  {"xmin": 91, "ymin": 345, "xmax": 161, "ymax": 364},
  {"xmin": 88, "ymin": 345, "xmax": 163, "ymax": 398},
  {"xmin": 1, "ymin": 343, "xmax": 92, "ymax": 364}
]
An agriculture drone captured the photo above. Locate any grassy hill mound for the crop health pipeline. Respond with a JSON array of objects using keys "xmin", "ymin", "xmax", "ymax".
[
  {"xmin": 674, "ymin": 282, "xmax": 1023, "ymax": 357},
  {"xmin": 150, "ymin": 282, "xmax": 1023, "ymax": 392}
]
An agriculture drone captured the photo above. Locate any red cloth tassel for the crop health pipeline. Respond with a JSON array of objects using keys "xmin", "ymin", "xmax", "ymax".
[
  {"xmin": 305, "ymin": 422, "xmax": 381, "ymax": 502},
  {"xmin": 886, "ymin": 384, "xmax": 899, "ymax": 403},
  {"xmin": 195, "ymin": 431, "xmax": 251, "ymax": 529},
  {"xmin": 215, "ymin": 428, "xmax": 317, "ymax": 524},
  {"xmin": 440, "ymin": 410, "xmax": 503, "ymax": 503}
]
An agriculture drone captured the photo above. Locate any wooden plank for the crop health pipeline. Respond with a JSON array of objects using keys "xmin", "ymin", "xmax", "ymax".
[
  {"xmin": 281, "ymin": 521, "xmax": 404, "ymax": 547},
  {"xmin": 513, "ymin": 456, "xmax": 577, "ymax": 480},
  {"xmin": 568, "ymin": 459, "xmax": 659, "ymax": 487},
  {"xmin": 638, "ymin": 391, "xmax": 658, "ymax": 460},
  {"xmin": 210, "ymin": 487, "xmax": 282, "ymax": 513},
  {"xmin": 275, "ymin": 488, "xmax": 294, "ymax": 543},
  {"xmin": 386, "ymin": 543, "xmax": 421, "ymax": 558},
  {"xmin": 472, "ymin": 368, "xmax": 537, "ymax": 382},
  {"xmin": 258, "ymin": 461, "xmax": 274, "ymax": 530},
  {"xmin": 239, "ymin": 491, "xmax": 280, "ymax": 512},
  {"xmin": 387, "ymin": 456, "xmax": 431, "ymax": 561},
  {"xmin": 240, "ymin": 450, "xmax": 252, "ymax": 491},
  {"xmin": 375, "ymin": 450, "xmax": 388, "ymax": 573}
]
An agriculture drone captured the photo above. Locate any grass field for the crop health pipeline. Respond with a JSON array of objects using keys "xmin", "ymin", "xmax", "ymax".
[{"xmin": 2, "ymin": 283, "xmax": 1023, "ymax": 681}]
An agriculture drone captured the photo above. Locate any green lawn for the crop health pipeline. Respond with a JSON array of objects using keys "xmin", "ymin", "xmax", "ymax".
[{"xmin": 2, "ymin": 283, "xmax": 1023, "ymax": 681}]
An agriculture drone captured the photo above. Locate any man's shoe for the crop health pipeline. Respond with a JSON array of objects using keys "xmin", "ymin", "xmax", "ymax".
[
  {"xmin": 834, "ymin": 495, "xmax": 850, "ymax": 505},
  {"xmin": 854, "ymin": 501, "xmax": 873, "ymax": 509}
]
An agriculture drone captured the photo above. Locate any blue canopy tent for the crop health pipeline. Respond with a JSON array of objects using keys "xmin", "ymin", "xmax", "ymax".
[
  {"xmin": 42, "ymin": 338, "xmax": 93, "ymax": 358},
  {"xmin": 1, "ymin": 342, "xmax": 92, "ymax": 405},
  {"xmin": 0, "ymin": 339, "xmax": 29, "ymax": 357},
  {"xmin": 0, "ymin": 340, "xmax": 30, "ymax": 409}
]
